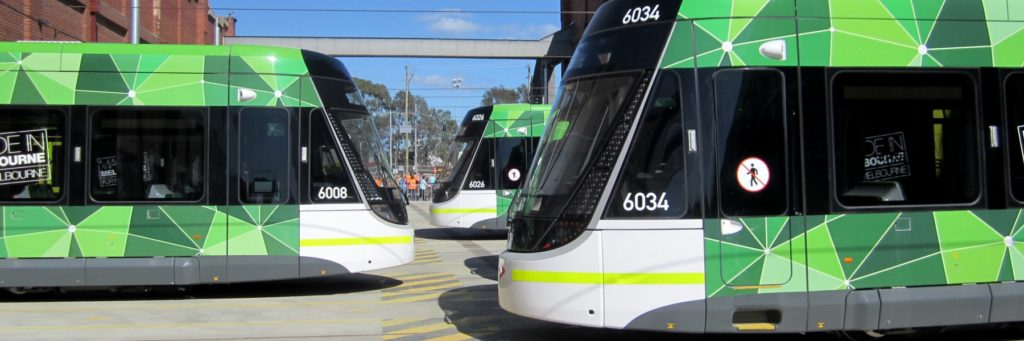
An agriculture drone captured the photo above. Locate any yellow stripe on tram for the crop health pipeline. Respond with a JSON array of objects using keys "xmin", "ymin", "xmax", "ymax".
[
  {"xmin": 299, "ymin": 236, "xmax": 413, "ymax": 247},
  {"xmin": 510, "ymin": 270, "xmax": 705, "ymax": 285},
  {"xmin": 430, "ymin": 208, "xmax": 497, "ymax": 214}
]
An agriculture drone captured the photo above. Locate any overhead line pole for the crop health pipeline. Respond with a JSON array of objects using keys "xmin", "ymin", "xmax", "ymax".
[{"xmin": 404, "ymin": 65, "xmax": 411, "ymax": 176}]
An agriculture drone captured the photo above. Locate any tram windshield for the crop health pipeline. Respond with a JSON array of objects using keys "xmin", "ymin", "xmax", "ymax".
[
  {"xmin": 440, "ymin": 139, "xmax": 474, "ymax": 183},
  {"xmin": 334, "ymin": 108, "xmax": 398, "ymax": 190},
  {"xmin": 515, "ymin": 73, "xmax": 638, "ymax": 219}
]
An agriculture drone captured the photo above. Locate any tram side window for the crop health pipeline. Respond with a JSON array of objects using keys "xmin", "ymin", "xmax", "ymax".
[
  {"xmin": 240, "ymin": 108, "xmax": 291, "ymax": 204},
  {"xmin": 607, "ymin": 72, "xmax": 686, "ymax": 218},
  {"xmin": 1005, "ymin": 74, "xmax": 1024, "ymax": 201},
  {"xmin": 0, "ymin": 108, "xmax": 65, "ymax": 201},
  {"xmin": 832, "ymin": 72, "xmax": 979, "ymax": 207},
  {"xmin": 91, "ymin": 109, "xmax": 205, "ymax": 202},
  {"xmin": 310, "ymin": 110, "xmax": 359, "ymax": 203},
  {"xmin": 463, "ymin": 138, "xmax": 494, "ymax": 190}
]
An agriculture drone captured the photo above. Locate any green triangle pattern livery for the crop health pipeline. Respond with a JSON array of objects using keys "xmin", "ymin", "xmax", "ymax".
[
  {"xmin": 0, "ymin": 43, "xmax": 322, "ymax": 107},
  {"xmin": 705, "ymin": 209, "xmax": 1024, "ymax": 298},
  {"xmin": 0, "ymin": 205, "xmax": 298, "ymax": 258},
  {"xmin": 664, "ymin": 0, "xmax": 1024, "ymax": 68}
]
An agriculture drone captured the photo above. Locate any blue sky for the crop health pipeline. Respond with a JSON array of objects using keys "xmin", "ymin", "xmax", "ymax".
[{"xmin": 212, "ymin": 0, "xmax": 562, "ymax": 119}]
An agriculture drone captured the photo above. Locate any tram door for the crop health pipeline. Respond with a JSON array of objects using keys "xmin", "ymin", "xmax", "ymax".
[
  {"xmin": 227, "ymin": 84, "xmax": 301, "ymax": 282},
  {"xmin": 712, "ymin": 69, "xmax": 793, "ymax": 288},
  {"xmin": 491, "ymin": 120, "xmax": 531, "ymax": 224}
]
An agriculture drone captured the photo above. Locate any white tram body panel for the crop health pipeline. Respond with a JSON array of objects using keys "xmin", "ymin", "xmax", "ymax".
[
  {"xmin": 299, "ymin": 203, "xmax": 414, "ymax": 273},
  {"xmin": 429, "ymin": 190, "xmax": 499, "ymax": 228},
  {"xmin": 499, "ymin": 220, "xmax": 707, "ymax": 328}
]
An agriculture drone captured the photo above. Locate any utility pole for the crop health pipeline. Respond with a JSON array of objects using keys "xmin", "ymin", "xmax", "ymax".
[
  {"xmin": 413, "ymin": 102, "xmax": 418, "ymax": 174},
  {"xmin": 404, "ymin": 65, "xmax": 411, "ymax": 175}
]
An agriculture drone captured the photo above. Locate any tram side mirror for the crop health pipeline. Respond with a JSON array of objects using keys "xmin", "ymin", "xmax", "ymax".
[{"xmin": 843, "ymin": 181, "xmax": 905, "ymax": 202}]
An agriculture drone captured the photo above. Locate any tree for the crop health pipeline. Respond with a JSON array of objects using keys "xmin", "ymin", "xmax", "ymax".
[
  {"xmin": 480, "ymin": 84, "xmax": 530, "ymax": 106},
  {"xmin": 351, "ymin": 78, "xmax": 457, "ymax": 174}
]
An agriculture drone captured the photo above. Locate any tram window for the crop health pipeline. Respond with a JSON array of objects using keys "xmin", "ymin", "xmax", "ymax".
[
  {"xmin": 309, "ymin": 110, "xmax": 359, "ymax": 203},
  {"xmin": 240, "ymin": 108, "xmax": 290, "ymax": 204},
  {"xmin": 91, "ymin": 109, "xmax": 205, "ymax": 202},
  {"xmin": 715, "ymin": 69, "xmax": 788, "ymax": 217},
  {"xmin": 607, "ymin": 72, "xmax": 686, "ymax": 218},
  {"xmin": 463, "ymin": 138, "xmax": 494, "ymax": 190},
  {"xmin": 495, "ymin": 138, "xmax": 529, "ymax": 190},
  {"xmin": 1006, "ymin": 74, "xmax": 1024, "ymax": 202},
  {"xmin": 832, "ymin": 72, "xmax": 979, "ymax": 207},
  {"xmin": 0, "ymin": 108, "xmax": 65, "ymax": 202}
]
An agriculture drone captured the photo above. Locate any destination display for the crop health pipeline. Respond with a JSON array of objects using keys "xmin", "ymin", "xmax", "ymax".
[
  {"xmin": 0, "ymin": 129, "xmax": 51, "ymax": 186},
  {"xmin": 864, "ymin": 132, "xmax": 910, "ymax": 181}
]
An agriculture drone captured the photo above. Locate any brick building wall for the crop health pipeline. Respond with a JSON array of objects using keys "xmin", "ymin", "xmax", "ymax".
[{"xmin": 0, "ymin": 0, "xmax": 235, "ymax": 44}]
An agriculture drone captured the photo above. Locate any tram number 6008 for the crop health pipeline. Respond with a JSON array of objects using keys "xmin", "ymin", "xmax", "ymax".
[
  {"xmin": 623, "ymin": 192, "xmax": 669, "ymax": 212},
  {"xmin": 317, "ymin": 186, "xmax": 349, "ymax": 200}
]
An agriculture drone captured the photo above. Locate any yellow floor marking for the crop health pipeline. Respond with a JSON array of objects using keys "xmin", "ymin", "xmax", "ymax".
[
  {"xmin": 1, "ymin": 300, "xmax": 379, "ymax": 314},
  {"xmin": 0, "ymin": 318, "xmax": 378, "ymax": 332},
  {"xmin": 382, "ymin": 318, "xmax": 427, "ymax": 328},
  {"xmin": 383, "ymin": 282, "xmax": 462, "ymax": 297},
  {"xmin": 424, "ymin": 332, "xmax": 475, "ymax": 341},
  {"xmin": 392, "ymin": 277, "xmax": 458, "ymax": 288},
  {"xmin": 382, "ymin": 322, "xmax": 453, "ymax": 340},
  {"xmin": 414, "ymin": 256, "xmax": 442, "ymax": 261},
  {"xmin": 391, "ymin": 273, "xmax": 451, "ymax": 281},
  {"xmin": 383, "ymin": 292, "xmax": 443, "ymax": 304}
]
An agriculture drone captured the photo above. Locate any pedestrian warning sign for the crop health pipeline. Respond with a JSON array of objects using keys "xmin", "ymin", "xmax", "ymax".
[
  {"xmin": 736, "ymin": 157, "xmax": 769, "ymax": 193},
  {"xmin": 508, "ymin": 168, "xmax": 521, "ymax": 182}
]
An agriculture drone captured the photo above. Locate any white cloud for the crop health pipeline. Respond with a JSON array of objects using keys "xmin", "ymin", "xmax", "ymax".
[
  {"xmin": 413, "ymin": 74, "xmax": 457, "ymax": 88},
  {"xmin": 419, "ymin": 9, "xmax": 484, "ymax": 35},
  {"xmin": 498, "ymin": 23, "xmax": 561, "ymax": 39}
]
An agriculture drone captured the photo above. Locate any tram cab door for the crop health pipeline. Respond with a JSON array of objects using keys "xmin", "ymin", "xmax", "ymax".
[
  {"xmin": 710, "ymin": 69, "xmax": 793, "ymax": 289},
  {"xmin": 491, "ymin": 119, "xmax": 531, "ymax": 226},
  {"xmin": 226, "ymin": 100, "xmax": 301, "ymax": 283}
]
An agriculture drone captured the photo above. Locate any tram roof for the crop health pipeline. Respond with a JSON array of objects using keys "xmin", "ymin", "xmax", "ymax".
[
  {"xmin": 0, "ymin": 42, "xmax": 313, "ymax": 75},
  {"xmin": 0, "ymin": 42, "xmax": 327, "ymax": 107}
]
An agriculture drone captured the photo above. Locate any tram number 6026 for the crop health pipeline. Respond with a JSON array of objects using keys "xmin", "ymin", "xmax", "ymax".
[
  {"xmin": 622, "ymin": 5, "xmax": 660, "ymax": 25},
  {"xmin": 468, "ymin": 181, "xmax": 487, "ymax": 189},
  {"xmin": 317, "ymin": 186, "xmax": 349, "ymax": 200},
  {"xmin": 623, "ymin": 192, "xmax": 669, "ymax": 212}
]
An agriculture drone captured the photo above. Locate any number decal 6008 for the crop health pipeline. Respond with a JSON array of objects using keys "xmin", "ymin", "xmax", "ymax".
[{"xmin": 317, "ymin": 186, "xmax": 349, "ymax": 200}]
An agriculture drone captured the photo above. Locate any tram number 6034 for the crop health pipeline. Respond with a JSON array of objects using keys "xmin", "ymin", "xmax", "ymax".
[
  {"xmin": 317, "ymin": 186, "xmax": 349, "ymax": 200},
  {"xmin": 622, "ymin": 5, "xmax": 660, "ymax": 25},
  {"xmin": 622, "ymin": 192, "xmax": 669, "ymax": 212}
]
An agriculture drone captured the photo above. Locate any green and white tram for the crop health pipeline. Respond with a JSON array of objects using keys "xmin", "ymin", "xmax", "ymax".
[
  {"xmin": 431, "ymin": 104, "xmax": 549, "ymax": 229},
  {"xmin": 0, "ymin": 42, "xmax": 411, "ymax": 290},
  {"xmin": 500, "ymin": 0, "xmax": 1024, "ymax": 335}
]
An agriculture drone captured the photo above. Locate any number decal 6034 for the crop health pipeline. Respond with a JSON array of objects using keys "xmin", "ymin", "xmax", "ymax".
[{"xmin": 622, "ymin": 192, "xmax": 669, "ymax": 212}]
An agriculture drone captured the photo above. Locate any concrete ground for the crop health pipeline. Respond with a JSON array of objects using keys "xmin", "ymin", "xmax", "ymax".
[{"xmin": 0, "ymin": 202, "xmax": 1021, "ymax": 340}]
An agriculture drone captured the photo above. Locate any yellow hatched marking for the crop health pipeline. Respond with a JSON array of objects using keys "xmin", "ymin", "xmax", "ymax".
[
  {"xmin": 383, "ymin": 282, "xmax": 462, "ymax": 297},
  {"xmin": 382, "ymin": 318, "xmax": 426, "ymax": 328},
  {"xmin": 392, "ymin": 277, "xmax": 459, "ymax": 289},
  {"xmin": 382, "ymin": 322, "xmax": 453, "ymax": 340},
  {"xmin": 384, "ymin": 292, "xmax": 443, "ymax": 304},
  {"xmin": 424, "ymin": 332, "xmax": 474, "ymax": 341},
  {"xmin": 387, "ymin": 272, "xmax": 448, "ymax": 280}
]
